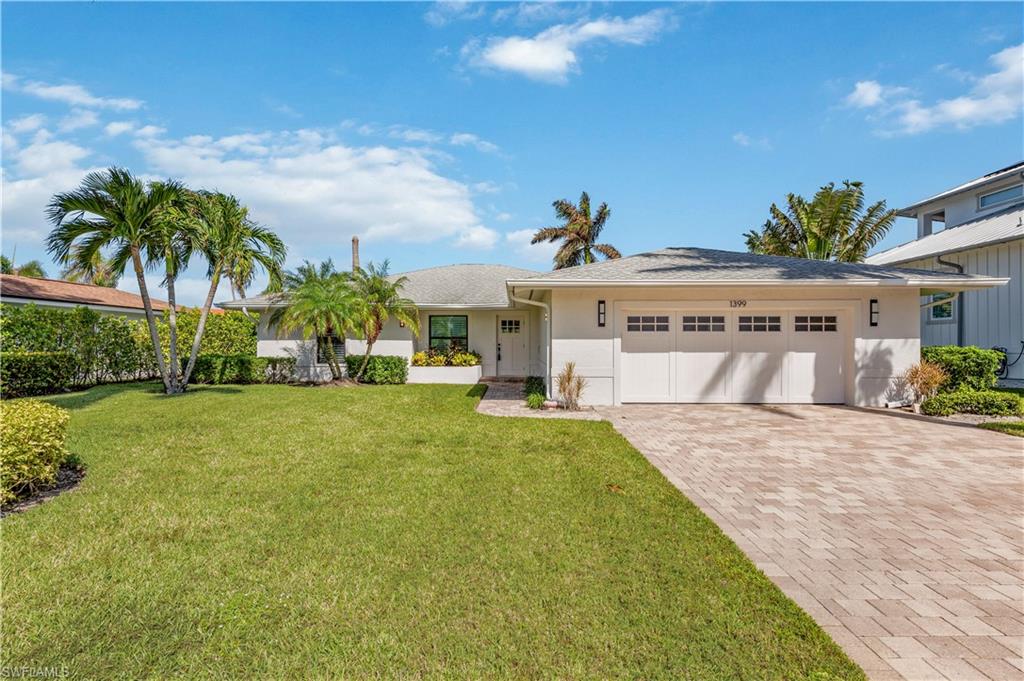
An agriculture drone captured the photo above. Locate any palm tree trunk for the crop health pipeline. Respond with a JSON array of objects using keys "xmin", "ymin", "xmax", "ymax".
[
  {"xmin": 132, "ymin": 246, "xmax": 171, "ymax": 393},
  {"xmin": 181, "ymin": 268, "xmax": 222, "ymax": 388},
  {"xmin": 165, "ymin": 260, "xmax": 181, "ymax": 393}
]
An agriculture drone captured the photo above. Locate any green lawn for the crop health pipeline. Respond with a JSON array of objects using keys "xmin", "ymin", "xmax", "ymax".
[
  {"xmin": 979, "ymin": 421, "xmax": 1024, "ymax": 437},
  {"xmin": 2, "ymin": 383, "xmax": 862, "ymax": 679}
]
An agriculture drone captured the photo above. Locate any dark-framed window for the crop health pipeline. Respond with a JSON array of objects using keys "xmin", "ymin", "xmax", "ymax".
[
  {"xmin": 317, "ymin": 333, "xmax": 345, "ymax": 364},
  {"xmin": 429, "ymin": 315, "xmax": 468, "ymax": 351}
]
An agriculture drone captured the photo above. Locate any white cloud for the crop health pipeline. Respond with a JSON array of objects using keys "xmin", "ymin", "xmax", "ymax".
[
  {"xmin": 58, "ymin": 108, "xmax": 100, "ymax": 132},
  {"xmin": 495, "ymin": 212, "xmax": 513, "ymax": 222},
  {"xmin": 131, "ymin": 127, "xmax": 496, "ymax": 250},
  {"xmin": 388, "ymin": 125, "xmax": 443, "ymax": 144},
  {"xmin": 731, "ymin": 131, "xmax": 772, "ymax": 151},
  {"xmin": 3, "ymin": 72, "xmax": 143, "ymax": 110},
  {"xmin": 492, "ymin": 3, "xmax": 587, "ymax": 27},
  {"xmin": 504, "ymin": 228, "xmax": 559, "ymax": 264},
  {"xmin": 424, "ymin": 1, "xmax": 486, "ymax": 27},
  {"xmin": 134, "ymin": 125, "xmax": 166, "ymax": 138},
  {"xmin": 845, "ymin": 43, "xmax": 1023, "ymax": 135},
  {"xmin": 7, "ymin": 113, "xmax": 47, "ymax": 134},
  {"xmin": 453, "ymin": 225, "xmax": 499, "ymax": 249},
  {"xmin": 464, "ymin": 9, "xmax": 675, "ymax": 83},
  {"xmin": 450, "ymin": 132, "xmax": 499, "ymax": 153},
  {"xmin": 104, "ymin": 121, "xmax": 134, "ymax": 137}
]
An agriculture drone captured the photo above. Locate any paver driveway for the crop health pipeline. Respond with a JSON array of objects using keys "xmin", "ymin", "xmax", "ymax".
[{"xmin": 599, "ymin": 404, "xmax": 1024, "ymax": 681}]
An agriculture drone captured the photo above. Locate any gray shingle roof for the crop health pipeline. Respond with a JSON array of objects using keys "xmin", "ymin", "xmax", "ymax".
[
  {"xmin": 865, "ymin": 202, "xmax": 1024, "ymax": 266},
  {"xmin": 506, "ymin": 247, "xmax": 1004, "ymax": 285},
  {"xmin": 219, "ymin": 263, "xmax": 539, "ymax": 309}
]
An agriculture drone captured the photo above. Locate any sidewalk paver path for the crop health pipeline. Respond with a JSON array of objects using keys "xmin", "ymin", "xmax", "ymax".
[{"xmin": 598, "ymin": 404, "xmax": 1024, "ymax": 681}]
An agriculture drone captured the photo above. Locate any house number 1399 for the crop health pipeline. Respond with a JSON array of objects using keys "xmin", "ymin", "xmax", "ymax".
[{"xmin": 730, "ymin": 300, "xmax": 747, "ymax": 307}]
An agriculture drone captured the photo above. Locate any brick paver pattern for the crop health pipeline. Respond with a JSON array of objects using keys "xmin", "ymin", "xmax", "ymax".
[{"xmin": 597, "ymin": 404, "xmax": 1024, "ymax": 681}]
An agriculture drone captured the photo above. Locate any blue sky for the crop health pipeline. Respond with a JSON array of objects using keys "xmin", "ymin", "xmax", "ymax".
[{"xmin": 3, "ymin": 1, "xmax": 1022, "ymax": 305}]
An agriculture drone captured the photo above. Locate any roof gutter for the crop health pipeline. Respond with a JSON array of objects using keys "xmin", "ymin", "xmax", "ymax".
[
  {"xmin": 936, "ymin": 256, "xmax": 965, "ymax": 346},
  {"xmin": 508, "ymin": 287, "xmax": 552, "ymax": 399},
  {"xmin": 505, "ymin": 277, "xmax": 1009, "ymax": 289}
]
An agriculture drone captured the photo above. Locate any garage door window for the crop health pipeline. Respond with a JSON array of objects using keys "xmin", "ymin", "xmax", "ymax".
[
  {"xmin": 682, "ymin": 315, "xmax": 725, "ymax": 332},
  {"xmin": 626, "ymin": 315, "xmax": 669, "ymax": 332},
  {"xmin": 738, "ymin": 315, "xmax": 781, "ymax": 332},
  {"xmin": 794, "ymin": 315, "xmax": 837, "ymax": 332}
]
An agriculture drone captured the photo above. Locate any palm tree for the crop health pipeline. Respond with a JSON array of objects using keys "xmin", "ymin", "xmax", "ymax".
[
  {"xmin": 530, "ymin": 191, "xmax": 621, "ymax": 269},
  {"xmin": 348, "ymin": 261, "xmax": 419, "ymax": 381},
  {"xmin": 46, "ymin": 167, "xmax": 187, "ymax": 393},
  {"xmin": 744, "ymin": 181, "xmax": 897, "ymax": 263},
  {"xmin": 174, "ymin": 192, "xmax": 286, "ymax": 387},
  {"xmin": 1, "ymin": 255, "xmax": 48, "ymax": 278},
  {"xmin": 59, "ymin": 246, "xmax": 120, "ymax": 287},
  {"xmin": 269, "ymin": 260, "xmax": 356, "ymax": 381}
]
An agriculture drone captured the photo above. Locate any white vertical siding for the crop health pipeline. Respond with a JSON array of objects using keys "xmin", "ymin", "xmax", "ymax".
[{"xmin": 905, "ymin": 238, "xmax": 1024, "ymax": 379}]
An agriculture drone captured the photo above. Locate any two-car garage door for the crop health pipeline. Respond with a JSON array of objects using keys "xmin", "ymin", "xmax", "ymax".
[{"xmin": 618, "ymin": 310, "xmax": 846, "ymax": 403}]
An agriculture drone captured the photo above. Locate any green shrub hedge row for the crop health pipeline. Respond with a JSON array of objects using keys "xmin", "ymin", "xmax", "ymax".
[
  {"xmin": 0, "ymin": 399, "xmax": 71, "ymax": 504},
  {"xmin": 344, "ymin": 355, "xmax": 408, "ymax": 384},
  {"xmin": 191, "ymin": 355, "xmax": 296, "ymax": 385},
  {"xmin": 921, "ymin": 390, "xmax": 1024, "ymax": 417},
  {"xmin": 0, "ymin": 352, "xmax": 77, "ymax": 398},
  {"xmin": 921, "ymin": 345, "xmax": 1000, "ymax": 392}
]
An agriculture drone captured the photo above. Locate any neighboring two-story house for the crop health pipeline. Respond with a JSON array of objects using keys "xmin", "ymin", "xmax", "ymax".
[{"xmin": 866, "ymin": 162, "xmax": 1024, "ymax": 380}]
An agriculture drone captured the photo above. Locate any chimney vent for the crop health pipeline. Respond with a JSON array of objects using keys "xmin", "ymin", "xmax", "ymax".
[{"xmin": 351, "ymin": 236, "xmax": 360, "ymax": 272}]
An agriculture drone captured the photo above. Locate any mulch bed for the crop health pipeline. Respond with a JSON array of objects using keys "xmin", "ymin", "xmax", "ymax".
[{"xmin": 1, "ymin": 464, "xmax": 86, "ymax": 517}]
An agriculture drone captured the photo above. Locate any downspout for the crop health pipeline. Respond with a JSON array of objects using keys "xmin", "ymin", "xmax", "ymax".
[
  {"xmin": 936, "ymin": 256, "xmax": 964, "ymax": 346},
  {"xmin": 508, "ymin": 287, "xmax": 552, "ymax": 398}
]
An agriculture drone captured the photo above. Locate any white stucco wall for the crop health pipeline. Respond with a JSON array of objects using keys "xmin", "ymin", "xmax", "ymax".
[
  {"xmin": 255, "ymin": 306, "xmax": 542, "ymax": 381},
  {"xmin": 546, "ymin": 286, "xmax": 922, "ymax": 407},
  {"xmin": 901, "ymin": 239, "xmax": 1023, "ymax": 379}
]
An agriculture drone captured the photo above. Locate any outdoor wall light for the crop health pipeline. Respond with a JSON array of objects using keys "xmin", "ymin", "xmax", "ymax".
[
  {"xmin": 597, "ymin": 300, "xmax": 606, "ymax": 327},
  {"xmin": 869, "ymin": 299, "xmax": 879, "ymax": 327}
]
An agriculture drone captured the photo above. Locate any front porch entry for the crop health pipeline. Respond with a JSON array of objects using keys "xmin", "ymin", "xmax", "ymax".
[{"xmin": 497, "ymin": 314, "xmax": 528, "ymax": 376}]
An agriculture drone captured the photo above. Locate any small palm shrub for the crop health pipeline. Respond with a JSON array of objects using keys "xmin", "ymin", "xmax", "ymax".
[
  {"xmin": 556, "ymin": 362, "xmax": 587, "ymax": 411},
  {"xmin": 0, "ymin": 400, "xmax": 71, "ymax": 504},
  {"xmin": 903, "ymin": 361, "xmax": 948, "ymax": 412}
]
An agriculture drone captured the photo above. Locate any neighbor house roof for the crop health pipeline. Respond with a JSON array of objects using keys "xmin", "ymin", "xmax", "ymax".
[
  {"xmin": 865, "ymin": 202, "xmax": 1024, "ymax": 266},
  {"xmin": 0, "ymin": 274, "xmax": 171, "ymax": 312},
  {"xmin": 899, "ymin": 161, "xmax": 1024, "ymax": 216},
  {"xmin": 506, "ymin": 247, "xmax": 1007, "ymax": 290},
  {"xmin": 219, "ymin": 263, "xmax": 541, "ymax": 310}
]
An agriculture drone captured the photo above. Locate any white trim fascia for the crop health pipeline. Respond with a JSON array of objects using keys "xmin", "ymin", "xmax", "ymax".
[
  {"xmin": 0, "ymin": 296, "xmax": 153, "ymax": 315},
  {"xmin": 506, "ymin": 277, "xmax": 1009, "ymax": 289}
]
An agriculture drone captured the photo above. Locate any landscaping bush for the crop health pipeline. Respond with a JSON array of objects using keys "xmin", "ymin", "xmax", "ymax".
[
  {"xmin": 0, "ymin": 399, "xmax": 70, "ymax": 504},
  {"xmin": 410, "ymin": 348, "xmax": 481, "ymax": 367},
  {"xmin": 191, "ymin": 355, "xmax": 296, "ymax": 385},
  {"xmin": 158, "ymin": 308, "xmax": 258, "ymax": 360},
  {"xmin": 345, "ymin": 355, "xmax": 408, "ymax": 384},
  {"xmin": 526, "ymin": 392, "xmax": 545, "ymax": 410},
  {"xmin": 921, "ymin": 389, "xmax": 1024, "ymax": 417},
  {"xmin": 921, "ymin": 346, "xmax": 999, "ymax": 392},
  {"xmin": 0, "ymin": 352, "xmax": 76, "ymax": 398}
]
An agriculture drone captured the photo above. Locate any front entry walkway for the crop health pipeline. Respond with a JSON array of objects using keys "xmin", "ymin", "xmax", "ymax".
[{"xmin": 599, "ymin": 404, "xmax": 1024, "ymax": 681}]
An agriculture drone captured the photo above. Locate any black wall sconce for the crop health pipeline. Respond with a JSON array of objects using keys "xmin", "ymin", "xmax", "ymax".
[
  {"xmin": 597, "ymin": 300, "xmax": 606, "ymax": 327},
  {"xmin": 869, "ymin": 299, "xmax": 879, "ymax": 327}
]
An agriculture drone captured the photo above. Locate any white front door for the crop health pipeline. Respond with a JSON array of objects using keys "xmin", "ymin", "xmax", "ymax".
[{"xmin": 497, "ymin": 315, "xmax": 528, "ymax": 376}]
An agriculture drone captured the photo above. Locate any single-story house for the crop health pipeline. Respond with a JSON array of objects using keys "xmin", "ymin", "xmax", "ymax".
[
  {"xmin": 0, "ymin": 274, "xmax": 171, "ymax": 318},
  {"xmin": 865, "ymin": 162, "xmax": 1024, "ymax": 379},
  {"xmin": 221, "ymin": 247, "xmax": 1006, "ymax": 406}
]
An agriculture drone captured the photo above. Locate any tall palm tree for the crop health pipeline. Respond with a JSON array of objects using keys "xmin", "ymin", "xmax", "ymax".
[
  {"xmin": 1, "ymin": 256, "xmax": 48, "ymax": 278},
  {"xmin": 46, "ymin": 167, "xmax": 187, "ymax": 393},
  {"xmin": 348, "ymin": 261, "xmax": 419, "ymax": 381},
  {"xmin": 744, "ymin": 181, "xmax": 897, "ymax": 263},
  {"xmin": 174, "ymin": 192, "xmax": 286, "ymax": 387},
  {"xmin": 269, "ymin": 260, "xmax": 356, "ymax": 381},
  {"xmin": 59, "ymin": 246, "xmax": 120, "ymax": 287},
  {"xmin": 531, "ymin": 191, "xmax": 621, "ymax": 269}
]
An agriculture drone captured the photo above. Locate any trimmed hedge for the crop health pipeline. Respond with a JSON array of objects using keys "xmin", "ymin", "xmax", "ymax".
[
  {"xmin": 921, "ymin": 389, "xmax": 1024, "ymax": 417},
  {"xmin": 344, "ymin": 355, "xmax": 408, "ymax": 384},
  {"xmin": 0, "ymin": 399, "xmax": 71, "ymax": 504},
  {"xmin": 0, "ymin": 352, "xmax": 76, "ymax": 398},
  {"xmin": 191, "ymin": 355, "xmax": 296, "ymax": 385},
  {"xmin": 921, "ymin": 346, "xmax": 999, "ymax": 392}
]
